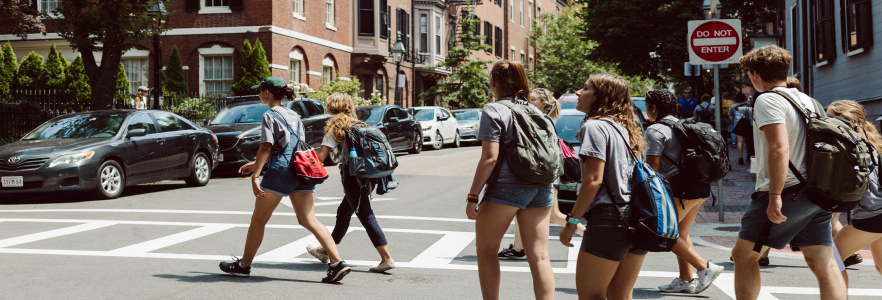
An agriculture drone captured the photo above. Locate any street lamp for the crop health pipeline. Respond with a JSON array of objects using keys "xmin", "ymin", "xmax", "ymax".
[
  {"xmin": 147, "ymin": 1, "xmax": 168, "ymax": 109},
  {"xmin": 391, "ymin": 36, "xmax": 406, "ymax": 106},
  {"xmin": 702, "ymin": 0, "xmax": 722, "ymax": 20}
]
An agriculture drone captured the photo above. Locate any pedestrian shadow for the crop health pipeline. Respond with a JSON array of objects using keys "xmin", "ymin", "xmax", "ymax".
[
  {"xmin": 634, "ymin": 288, "xmax": 710, "ymax": 298},
  {"xmin": 0, "ymin": 183, "xmax": 189, "ymax": 205},
  {"xmin": 153, "ymin": 271, "xmax": 325, "ymax": 284},
  {"xmin": 451, "ymin": 255, "xmax": 569, "ymax": 263}
]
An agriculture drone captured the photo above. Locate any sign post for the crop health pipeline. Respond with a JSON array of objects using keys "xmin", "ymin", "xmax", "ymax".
[{"xmin": 688, "ymin": 19, "xmax": 742, "ymax": 222}]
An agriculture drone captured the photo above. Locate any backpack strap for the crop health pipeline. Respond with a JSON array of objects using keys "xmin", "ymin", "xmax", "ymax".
[
  {"xmin": 597, "ymin": 118, "xmax": 638, "ymax": 229},
  {"xmin": 266, "ymin": 109, "xmax": 302, "ymax": 155},
  {"xmin": 763, "ymin": 89, "xmax": 819, "ymax": 187}
]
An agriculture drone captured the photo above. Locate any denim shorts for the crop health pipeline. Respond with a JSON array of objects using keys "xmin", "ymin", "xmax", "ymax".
[
  {"xmin": 738, "ymin": 184, "xmax": 833, "ymax": 249},
  {"xmin": 485, "ymin": 186, "xmax": 554, "ymax": 209},
  {"xmin": 260, "ymin": 160, "xmax": 315, "ymax": 197},
  {"xmin": 580, "ymin": 204, "xmax": 648, "ymax": 261}
]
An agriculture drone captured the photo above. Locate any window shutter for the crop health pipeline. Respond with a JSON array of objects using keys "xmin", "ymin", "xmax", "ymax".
[
  {"xmin": 855, "ymin": 0, "xmax": 873, "ymax": 48},
  {"xmin": 814, "ymin": 0, "xmax": 837, "ymax": 62},
  {"xmin": 405, "ymin": 12, "xmax": 411, "ymax": 51},
  {"xmin": 230, "ymin": 0, "xmax": 243, "ymax": 10},
  {"xmin": 380, "ymin": 0, "xmax": 388, "ymax": 39},
  {"xmin": 185, "ymin": 0, "xmax": 199, "ymax": 12}
]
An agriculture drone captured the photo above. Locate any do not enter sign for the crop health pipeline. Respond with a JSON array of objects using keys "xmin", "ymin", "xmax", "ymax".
[{"xmin": 687, "ymin": 19, "xmax": 743, "ymax": 65}]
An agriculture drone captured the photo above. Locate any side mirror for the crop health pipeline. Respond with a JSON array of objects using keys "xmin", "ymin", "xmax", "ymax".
[
  {"xmin": 204, "ymin": 120, "xmax": 210, "ymax": 126},
  {"xmin": 127, "ymin": 128, "xmax": 147, "ymax": 138}
]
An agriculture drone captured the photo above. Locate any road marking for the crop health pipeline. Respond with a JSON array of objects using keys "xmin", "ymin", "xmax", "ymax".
[
  {"xmin": 0, "ymin": 209, "xmax": 476, "ymax": 223},
  {"xmin": 409, "ymin": 232, "xmax": 475, "ymax": 268},
  {"xmin": 0, "ymin": 222, "xmax": 117, "ymax": 248},
  {"xmin": 254, "ymin": 228, "xmax": 354, "ymax": 263},
  {"xmin": 280, "ymin": 197, "xmax": 401, "ymax": 208},
  {"xmin": 109, "ymin": 225, "xmax": 236, "ymax": 254}
]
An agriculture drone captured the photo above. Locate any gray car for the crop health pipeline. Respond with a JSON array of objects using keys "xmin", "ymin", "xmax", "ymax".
[
  {"xmin": 0, "ymin": 110, "xmax": 219, "ymax": 199},
  {"xmin": 451, "ymin": 108, "xmax": 482, "ymax": 144}
]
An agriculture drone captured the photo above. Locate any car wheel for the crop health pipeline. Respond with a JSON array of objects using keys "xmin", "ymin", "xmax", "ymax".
[
  {"xmin": 408, "ymin": 131, "xmax": 422, "ymax": 154},
  {"xmin": 431, "ymin": 131, "xmax": 443, "ymax": 150},
  {"xmin": 95, "ymin": 160, "xmax": 125, "ymax": 199},
  {"xmin": 451, "ymin": 131, "xmax": 461, "ymax": 148},
  {"xmin": 185, "ymin": 152, "xmax": 211, "ymax": 187},
  {"xmin": 323, "ymin": 147, "xmax": 340, "ymax": 166}
]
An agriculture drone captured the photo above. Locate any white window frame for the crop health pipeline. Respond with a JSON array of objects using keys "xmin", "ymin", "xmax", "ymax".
[
  {"xmin": 199, "ymin": 0, "xmax": 232, "ymax": 15},
  {"xmin": 198, "ymin": 45, "xmax": 235, "ymax": 95},
  {"xmin": 289, "ymin": 52, "xmax": 302, "ymax": 84},
  {"xmin": 519, "ymin": 0, "xmax": 523, "ymax": 27},
  {"xmin": 322, "ymin": 57, "xmax": 335, "ymax": 86},
  {"xmin": 38, "ymin": 0, "xmax": 62, "ymax": 18},
  {"xmin": 435, "ymin": 15, "xmax": 442, "ymax": 55},
  {"xmin": 520, "ymin": 51, "xmax": 525, "ymax": 63},
  {"xmin": 293, "ymin": 0, "xmax": 305, "ymax": 20},
  {"xmin": 420, "ymin": 14, "xmax": 429, "ymax": 53},
  {"xmin": 528, "ymin": 0, "xmax": 533, "ymax": 31},
  {"xmin": 121, "ymin": 54, "xmax": 150, "ymax": 96},
  {"xmin": 510, "ymin": 0, "xmax": 514, "ymax": 22},
  {"xmin": 325, "ymin": 0, "xmax": 336, "ymax": 30}
]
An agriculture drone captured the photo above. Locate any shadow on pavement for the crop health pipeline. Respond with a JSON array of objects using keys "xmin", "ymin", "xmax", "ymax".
[
  {"xmin": 153, "ymin": 271, "xmax": 324, "ymax": 284},
  {"xmin": 634, "ymin": 288, "xmax": 709, "ymax": 298},
  {"xmin": 0, "ymin": 183, "xmax": 192, "ymax": 205}
]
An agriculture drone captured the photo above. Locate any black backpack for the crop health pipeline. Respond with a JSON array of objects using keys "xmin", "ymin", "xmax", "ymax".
[
  {"xmin": 695, "ymin": 103, "xmax": 715, "ymax": 124},
  {"xmin": 656, "ymin": 118, "xmax": 730, "ymax": 185},
  {"xmin": 346, "ymin": 124, "xmax": 398, "ymax": 179}
]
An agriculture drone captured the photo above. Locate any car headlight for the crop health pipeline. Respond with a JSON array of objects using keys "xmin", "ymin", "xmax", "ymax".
[
  {"xmin": 238, "ymin": 129, "xmax": 261, "ymax": 141},
  {"xmin": 49, "ymin": 152, "xmax": 94, "ymax": 168},
  {"xmin": 461, "ymin": 124, "xmax": 478, "ymax": 130},
  {"xmin": 423, "ymin": 125, "xmax": 433, "ymax": 131}
]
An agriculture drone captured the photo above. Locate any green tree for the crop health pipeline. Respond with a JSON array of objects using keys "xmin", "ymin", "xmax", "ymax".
[
  {"xmin": 163, "ymin": 45, "xmax": 188, "ymax": 96},
  {"xmin": 63, "ymin": 56, "xmax": 91, "ymax": 111},
  {"xmin": 12, "ymin": 51, "xmax": 44, "ymax": 90},
  {"xmin": 116, "ymin": 62, "xmax": 130, "ymax": 96},
  {"xmin": 39, "ymin": 43, "xmax": 68, "ymax": 90},
  {"xmin": 0, "ymin": 0, "xmax": 46, "ymax": 39},
  {"xmin": 420, "ymin": 7, "xmax": 492, "ymax": 108},
  {"xmin": 312, "ymin": 75, "xmax": 366, "ymax": 105},
  {"xmin": 0, "ymin": 42, "xmax": 18, "ymax": 95},
  {"xmin": 249, "ymin": 39, "xmax": 272, "ymax": 89},
  {"xmin": 231, "ymin": 40, "xmax": 254, "ymax": 96}
]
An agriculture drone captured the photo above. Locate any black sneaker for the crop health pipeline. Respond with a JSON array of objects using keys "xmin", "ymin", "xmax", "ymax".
[
  {"xmin": 844, "ymin": 253, "xmax": 863, "ymax": 267},
  {"xmin": 322, "ymin": 261, "xmax": 352, "ymax": 283},
  {"xmin": 738, "ymin": 158, "xmax": 744, "ymax": 165},
  {"xmin": 498, "ymin": 244, "xmax": 526, "ymax": 260},
  {"xmin": 219, "ymin": 255, "xmax": 251, "ymax": 276}
]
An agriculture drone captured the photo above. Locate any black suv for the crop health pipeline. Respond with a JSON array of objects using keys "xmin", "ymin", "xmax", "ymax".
[
  {"xmin": 355, "ymin": 105, "xmax": 423, "ymax": 154},
  {"xmin": 205, "ymin": 96, "xmax": 337, "ymax": 171}
]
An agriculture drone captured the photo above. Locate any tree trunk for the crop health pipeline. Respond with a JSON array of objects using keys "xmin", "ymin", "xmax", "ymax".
[{"xmin": 84, "ymin": 27, "xmax": 125, "ymax": 110}]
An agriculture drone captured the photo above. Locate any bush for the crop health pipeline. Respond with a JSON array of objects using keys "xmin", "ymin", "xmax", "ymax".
[
  {"xmin": 12, "ymin": 51, "xmax": 43, "ymax": 90},
  {"xmin": 167, "ymin": 97, "xmax": 215, "ymax": 120},
  {"xmin": 0, "ymin": 137, "xmax": 16, "ymax": 147},
  {"xmin": 0, "ymin": 42, "xmax": 17, "ymax": 98},
  {"xmin": 163, "ymin": 45, "xmax": 188, "ymax": 95},
  {"xmin": 312, "ymin": 76, "xmax": 365, "ymax": 105},
  {"xmin": 231, "ymin": 39, "xmax": 272, "ymax": 96},
  {"xmin": 116, "ymin": 62, "xmax": 130, "ymax": 96},
  {"xmin": 63, "ymin": 56, "xmax": 90, "ymax": 111},
  {"xmin": 40, "ymin": 43, "xmax": 67, "ymax": 90}
]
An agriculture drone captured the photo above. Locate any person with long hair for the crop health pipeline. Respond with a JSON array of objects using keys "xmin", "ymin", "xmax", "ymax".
[
  {"xmin": 467, "ymin": 60, "xmax": 556, "ymax": 299},
  {"xmin": 729, "ymin": 92, "xmax": 750, "ymax": 165},
  {"xmin": 498, "ymin": 88, "xmax": 586, "ymax": 260},
  {"xmin": 219, "ymin": 76, "xmax": 350, "ymax": 283},
  {"xmin": 827, "ymin": 100, "xmax": 882, "ymax": 281},
  {"xmin": 558, "ymin": 73, "xmax": 647, "ymax": 299},
  {"xmin": 313, "ymin": 92, "xmax": 396, "ymax": 273},
  {"xmin": 644, "ymin": 90, "xmax": 724, "ymax": 294}
]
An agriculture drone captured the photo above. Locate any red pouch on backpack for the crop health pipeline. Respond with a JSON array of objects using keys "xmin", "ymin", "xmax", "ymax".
[{"xmin": 293, "ymin": 139, "xmax": 329, "ymax": 185}]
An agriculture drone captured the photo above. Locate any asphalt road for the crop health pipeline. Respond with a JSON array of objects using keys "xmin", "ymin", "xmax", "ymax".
[{"xmin": 1, "ymin": 146, "xmax": 881, "ymax": 299}]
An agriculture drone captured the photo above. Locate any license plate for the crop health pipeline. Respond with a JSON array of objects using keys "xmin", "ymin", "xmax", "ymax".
[
  {"xmin": 218, "ymin": 154, "xmax": 224, "ymax": 162},
  {"xmin": 1, "ymin": 176, "xmax": 24, "ymax": 188}
]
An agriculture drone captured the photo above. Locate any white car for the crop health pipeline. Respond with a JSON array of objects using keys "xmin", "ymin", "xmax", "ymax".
[{"xmin": 413, "ymin": 106, "xmax": 460, "ymax": 150}]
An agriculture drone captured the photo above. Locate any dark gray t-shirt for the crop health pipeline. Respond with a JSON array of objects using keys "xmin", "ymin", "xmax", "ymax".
[
  {"xmin": 855, "ymin": 164, "xmax": 882, "ymax": 220},
  {"xmin": 578, "ymin": 118, "xmax": 638, "ymax": 211},
  {"xmin": 478, "ymin": 97, "xmax": 554, "ymax": 189},
  {"xmin": 261, "ymin": 106, "xmax": 307, "ymax": 151},
  {"xmin": 645, "ymin": 115, "xmax": 680, "ymax": 179}
]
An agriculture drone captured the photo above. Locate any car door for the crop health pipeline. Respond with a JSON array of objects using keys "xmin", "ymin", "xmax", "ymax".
[
  {"xmin": 301, "ymin": 100, "xmax": 329, "ymax": 148},
  {"xmin": 152, "ymin": 112, "xmax": 190, "ymax": 176},
  {"xmin": 383, "ymin": 108, "xmax": 406, "ymax": 148},
  {"xmin": 438, "ymin": 109, "xmax": 455, "ymax": 140},
  {"xmin": 395, "ymin": 108, "xmax": 416, "ymax": 148},
  {"xmin": 122, "ymin": 113, "xmax": 168, "ymax": 180}
]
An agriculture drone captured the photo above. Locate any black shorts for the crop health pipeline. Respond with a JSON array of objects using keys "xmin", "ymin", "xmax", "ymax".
[
  {"xmin": 668, "ymin": 173, "xmax": 711, "ymax": 200},
  {"xmin": 853, "ymin": 213, "xmax": 882, "ymax": 234},
  {"xmin": 580, "ymin": 204, "xmax": 648, "ymax": 261}
]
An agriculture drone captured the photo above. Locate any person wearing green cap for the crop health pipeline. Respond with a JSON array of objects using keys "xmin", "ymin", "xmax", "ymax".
[{"xmin": 219, "ymin": 76, "xmax": 351, "ymax": 283}]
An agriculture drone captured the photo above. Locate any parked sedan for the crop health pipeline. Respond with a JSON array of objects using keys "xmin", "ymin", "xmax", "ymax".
[
  {"xmin": 451, "ymin": 108, "xmax": 481, "ymax": 145},
  {"xmin": 355, "ymin": 105, "xmax": 422, "ymax": 154},
  {"xmin": 205, "ymin": 96, "xmax": 337, "ymax": 170},
  {"xmin": 413, "ymin": 106, "xmax": 460, "ymax": 150},
  {"xmin": 0, "ymin": 110, "xmax": 219, "ymax": 199}
]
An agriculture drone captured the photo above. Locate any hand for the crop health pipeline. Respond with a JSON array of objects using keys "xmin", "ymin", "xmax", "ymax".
[
  {"xmin": 766, "ymin": 194, "xmax": 787, "ymax": 224},
  {"xmin": 239, "ymin": 161, "xmax": 256, "ymax": 175},
  {"xmin": 559, "ymin": 224, "xmax": 575, "ymax": 247},
  {"xmin": 466, "ymin": 202, "xmax": 478, "ymax": 220},
  {"xmin": 251, "ymin": 178, "xmax": 266, "ymax": 199}
]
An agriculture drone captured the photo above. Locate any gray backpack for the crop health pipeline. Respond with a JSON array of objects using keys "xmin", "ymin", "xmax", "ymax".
[{"xmin": 490, "ymin": 100, "xmax": 563, "ymax": 184}]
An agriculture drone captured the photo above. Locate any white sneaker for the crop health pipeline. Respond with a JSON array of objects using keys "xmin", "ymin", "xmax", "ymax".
[
  {"xmin": 369, "ymin": 259, "xmax": 396, "ymax": 273},
  {"xmin": 695, "ymin": 261, "xmax": 724, "ymax": 293},
  {"xmin": 658, "ymin": 277, "xmax": 697, "ymax": 293},
  {"xmin": 306, "ymin": 244, "xmax": 329, "ymax": 263}
]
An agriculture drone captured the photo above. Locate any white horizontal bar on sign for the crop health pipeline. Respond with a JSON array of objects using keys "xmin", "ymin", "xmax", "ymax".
[{"xmin": 693, "ymin": 37, "xmax": 738, "ymax": 46}]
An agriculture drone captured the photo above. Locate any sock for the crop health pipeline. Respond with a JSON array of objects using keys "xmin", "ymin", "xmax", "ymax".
[
  {"xmin": 330, "ymin": 261, "xmax": 340, "ymax": 267},
  {"xmin": 238, "ymin": 262, "xmax": 246, "ymax": 268}
]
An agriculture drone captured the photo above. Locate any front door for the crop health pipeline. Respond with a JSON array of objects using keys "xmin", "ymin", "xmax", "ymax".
[
  {"xmin": 153, "ymin": 112, "xmax": 191, "ymax": 176},
  {"xmin": 383, "ymin": 108, "xmax": 405, "ymax": 148},
  {"xmin": 122, "ymin": 113, "xmax": 167, "ymax": 180}
]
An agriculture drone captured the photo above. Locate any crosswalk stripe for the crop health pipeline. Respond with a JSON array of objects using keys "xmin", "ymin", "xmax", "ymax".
[
  {"xmin": 0, "ymin": 222, "xmax": 117, "ymax": 248},
  {"xmin": 409, "ymin": 232, "xmax": 475, "ymax": 268},
  {"xmin": 109, "ymin": 225, "xmax": 236, "ymax": 254},
  {"xmin": 254, "ymin": 228, "xmax": 354, "ymax": 263},
  {"xmin": 0, "ymin": 209, "xmax": 477, "ymax": 223}
]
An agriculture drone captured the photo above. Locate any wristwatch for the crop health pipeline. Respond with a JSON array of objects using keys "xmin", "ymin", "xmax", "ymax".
[{"xmin": 565, "ymin": 213, "xmax": 581, "ymax": 226}]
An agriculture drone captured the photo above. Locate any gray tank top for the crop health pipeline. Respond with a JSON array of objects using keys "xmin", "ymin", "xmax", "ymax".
[{"xmin": 855, "ymin": 164, "xmax": 882, "ymax": 220}]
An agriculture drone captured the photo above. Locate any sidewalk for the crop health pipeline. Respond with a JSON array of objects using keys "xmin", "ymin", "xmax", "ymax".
[{"xmin": 692, "ymin": 144, "xmax": 875, "ymax": 261}]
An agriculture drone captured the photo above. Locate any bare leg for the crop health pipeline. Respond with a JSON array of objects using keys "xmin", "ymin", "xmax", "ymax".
[
  {"xmin": 736, "ymin": 135, "xmax": 744, "ymax": 160},
  {"xmin": 575, "ymin": 251, "xmax": 621, "ymax": 300},
  {"xmin": 512, "ymin": 217, "xmax": 523, "ymax": 251},
  {"xmin": 732, "ymin": 238, "xmax": 764, "ymax": 300},
  {"xmin": 801, "ymin": 245, "xmax": 847, "ymax": 300},
  {"xmin": 475, "ymin": 202, "xmax": 521, "ymax": 300},
  {"xmin": 831, "ymin": 212, "xmax": 843, "ymax": 238},
  {"xmin": 760, "ymin": 247, "xmax": 770, "ymax": 258},
  {"xmin": 607, "ymin": 253, "xmax": 647, "ymax": 300},
  {"xmin": 376, "ymin": 245, "xmax": 392, "ymax": 262},
  {"xmin": 671, "ymin": 197, "xmax": 709, "ymax": 280},
  {"xmin": 516, "ymin": 206, "xmax": 556, "ymax": 300},
  {"xmin": 872, "ymin": 238, "xmax": 882, "ymax": 275},
  {"xmin": 833, "ymin": 225, "xmax": 882, "ymax": 286},
  {"xmin": 289, "ymin": 192, "xmax": 342, "ymax": 264},
  {"xmin": 239, "ymin": 193, "xmax": 284, "ymax": 267}
]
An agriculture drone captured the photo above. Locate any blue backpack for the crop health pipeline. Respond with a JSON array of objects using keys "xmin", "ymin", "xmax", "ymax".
[
  {"xmin": 601, "ymin": 119, "xmax": 680, "ymax": 252},
  {"xmin": 346, "ymin": 124, "xmax": 398, "ymax": 179}
]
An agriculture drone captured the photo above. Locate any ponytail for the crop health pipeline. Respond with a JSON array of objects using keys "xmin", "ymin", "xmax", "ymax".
[{"xmin": 265, "ymin": 86, "xmax": 295, "ymax": 101}]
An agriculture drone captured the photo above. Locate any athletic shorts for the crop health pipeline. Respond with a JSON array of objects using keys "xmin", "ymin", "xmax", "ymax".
[
  {"xmin": 485, "ymin": 186, "xmax": 554, "ymax": 209},
  {"xmin": 738, "ymin": 184, "xmax": 834, "ymax": 249},
  {"xmin": 853, "ymin": 213, "xmax": 882, "ymax": 234},
  {"xmin": 668, "ymin": 173, "xmax": 711, "ymax": 200},
  {"xmin": 580, "ymin": 204, "xmax": 648, "ymax": 261}
]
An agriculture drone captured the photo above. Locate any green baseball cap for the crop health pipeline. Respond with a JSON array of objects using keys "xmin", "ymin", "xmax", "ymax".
[{"xmin": 251, "ymin": 76, "xmax": 287, "ymax": 93}]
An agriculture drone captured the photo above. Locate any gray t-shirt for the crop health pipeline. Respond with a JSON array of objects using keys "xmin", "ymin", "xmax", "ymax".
[
  {"xmin": 261, "ymin": 106, "xmax": 307, "ymax": 151},
  {"xmin": 693, "ymin": 103, "xmax": 715, "ymax": 117},
  {"xmin": 728, "ymin": 102, "xmax": 749, "ymax": 124},
  {"xmin": 578, "ymin": 118, "xmax": 638, "ymax": 211},
  {"xmin": 645, "ymin": 115, "xmax": 680, "ymax": 179},
  {"xmin": 854, "ymin": 164, "xmax": 882, "ymax": 220},
  {"xmin": 478, "ymin": 97, "xmax": 554, "ymax": 189}
]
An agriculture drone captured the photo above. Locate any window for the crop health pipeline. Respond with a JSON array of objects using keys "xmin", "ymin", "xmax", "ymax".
[
  {"xmin": 519, "ymin": 0, "xmax": 523, "ymax": 26},
  {"xmin": 40, "ymin": 0, "xmax": 60, "ymax": 13},
  {"xmin": 436, "ymin": 16, "xmax": 442, "ymax": 55},
  {"xmin": 396, "ymin": 9, "xmax": 411, "ymax": 50},
  {"xmin": 394, "ymin": 108, "xmax": 408, "ymax": 119},
  {"xmin": 358, "ymin": 0, "xmax": 374, "ymax": 36},
  {"xmin": 495, "ymin": 0, "xmax": 501, "ymax": 7},
  {"xmin": 376, "ymin": 74, "xmax": 384, "ymax": 97},
  {"xmin": 520, "ymin": 53, "xmax": 525, "ymax": 63},
  {"xmin": 293, "ymin": 0, "xmax": 303, "ymax": 17},
  {"xmin": 153, "ymin": 112, "xmax": 184, "ymax": 133},
  {"xmin": 510, "ymin": 0, "xmax": 514, "ymax": 22},
  {"xmin": 474, "ymin": 17, "xmax": 481, "ymax": 35},
  {"xmin": 122, "ymin": 58, "xmax": 149, "ymax": 95},
  {"xmin": 528, "ymin": 1, "xmax": 533, "ymax": 30},
  {"xmin": 127, "ymin": 113, "xmax": 157, "ymax": 135},
  {"xmin": 304, "ymin": 101, "xmax": 323, "ymax": 116},
  {"xmin": 420, "ymin": 14, "xmax": 428, "ymax": 53},
  {"xmin": 380, "ymin": 0, "xmax": 389, "ymax": 39},
  {"xmin": 813, "ymin": 0, "xmax": 836, "ymax": 63},
  {"xmin": 842, "ymin": 0, "xmax": 874, "ymax": 52},
  {"xmin": 323, "ymin": 66, "xmax": 333, "ymax": 85},
  {"xmin": 326, "ymin": 0, "xmax": 335, "ymax": 27},
  {"xmin": 791, "ymin": 4, "xmax": 800, "ymax": 75},
  {"xmin": 511, "ymin": 49, "xmax": 515, "ymax": 60},
  {"xmin": 484, "ymin": 21, "xmax": 492, "ymax": 50},
  {"xmin": 203, "ymin": 56, "xmax": 233, "ymax": 95},
  {"xmin": 528, "ymin": 57, "xmax": 533, "ymax": 70},
  {"xmin": 289, "ymin": 59, "xmax": 301, "ymax": 84},
  {"xmin": 494, "ymin": 26, "xmax": 502, "ymax": 57},
  {"xmin": 204, "ymin": 0, "xmax": 229, "ymax": 7}
]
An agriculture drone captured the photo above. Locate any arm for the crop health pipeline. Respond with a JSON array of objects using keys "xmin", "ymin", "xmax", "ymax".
[
  {"xmin": 646, "ymin": 155, "xmax": 661, "ymax": 171},
  {"xmin": 559, "ymin": 156, "xmax": 604, "ymax": 247},
  {"xmin": 247, "ymin": 143, "xmax": 273, "ymax": 199},
  {"xmin": 317, "ymin": 145, "xmax": 332, "ymax": 162},
  {"xmin": 466, "ymin": 140, "xmax": 500, "ymax": 220},
  {"xmin": 761, "ymin": 123, "xmax": 789, "ymax": 223}
]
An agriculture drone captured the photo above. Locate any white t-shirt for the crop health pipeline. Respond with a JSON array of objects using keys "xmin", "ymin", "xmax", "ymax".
[
  {"xmin": 753, "ymin": 87, "xmax": 815, "ymax": 191},
  {"xmin": 321, "ymin": 131, "xmax": 348, "ymax": 164}
]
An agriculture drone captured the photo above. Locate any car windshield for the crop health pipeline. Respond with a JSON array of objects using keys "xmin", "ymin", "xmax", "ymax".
[
  {"xmin": 555, "ymin": 114, "xmax": 585, "ymax": 144},
  {"xmin": 632, "ymin": 98, "xmax": 646, "ymax": 113},
  {"xmin": 413, "ymin": 109, "xmax": 435, "ymax": 121},
  {"xmin": 453, "ymin": 110, "xmax": 479, "ymax": 121},
  {"xmin": 560, "ymin": 102, "xmax": 578, "ymax": 110},
  {"xmin": 23, "ymin": 114, "xmax": 126, "ymax": 139},
  {"xmin": 210, "ymin": 104, "xmax": 269, "ymax": 125},
  {"xmin": 356, "ymin": 107, "xmax": 385, "ymax": 123}
]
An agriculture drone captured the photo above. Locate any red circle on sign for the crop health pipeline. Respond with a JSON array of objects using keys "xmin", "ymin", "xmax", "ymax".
[{"xmin": 690, "ymin": 21, "xmax": 739, "ymax": 62}]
